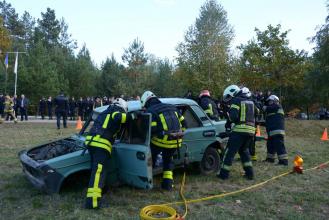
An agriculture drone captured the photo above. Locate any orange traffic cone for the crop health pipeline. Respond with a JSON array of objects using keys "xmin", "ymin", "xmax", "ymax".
[
  {"xmin": 321, "ymin": 128, "xmax": 328, "ymax": 141},
  {"xmin": 256, "ymin": 125, "xmax": 261, "ymax": 137},
  {"xmin": 76, "ymin": 116, "xmax": 83, "ymax": 130}
]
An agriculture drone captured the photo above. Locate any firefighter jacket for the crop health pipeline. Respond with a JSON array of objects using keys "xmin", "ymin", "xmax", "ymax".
[
  {"xmin": 4, "ymin": 99, "xmax": 14, "ymax": 113},
  {"xmin": 85, "ymin": 105, "xmax": 128, "ymax": 154},
  {"xmin": 264, "ymin": 103, "xmax": 285, "ymax": 136},
  {"xmin": 146, "ymin": 99, "xmax": 186, "ymax": 149},
  {"xmin": 228, "ymin": 95, "xmax": 257, "ymax": 135},
  {"xmin": 199, "ymin": 95, "xmax": 219, "ymax": 120}
]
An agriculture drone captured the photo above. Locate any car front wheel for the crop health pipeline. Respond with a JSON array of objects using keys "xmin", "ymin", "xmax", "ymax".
[{"xmin": 199, "ymin": 147, "xmax": 221, "ymax": 175}]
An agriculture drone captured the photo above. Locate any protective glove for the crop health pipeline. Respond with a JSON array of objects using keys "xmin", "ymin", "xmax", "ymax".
[
  {"xmin": 225, "ymin": 121, "xmax": 232, "ymax": 132},
  {"xmin": 129, "ymin": 112, "xmax": 138, "ymax": 120},
  {"xmin": 129, "ymin": 111, "xmax": 142, "ymax": 120}
]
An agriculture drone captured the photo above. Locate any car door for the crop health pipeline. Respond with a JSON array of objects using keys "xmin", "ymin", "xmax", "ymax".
[
  {"xmin": 176, "ymin": 105, "xmax": 218, "ymax": 163},
  {"xmin": 114, "ymin": 113, "xmax": 153, "ymax": 189}
]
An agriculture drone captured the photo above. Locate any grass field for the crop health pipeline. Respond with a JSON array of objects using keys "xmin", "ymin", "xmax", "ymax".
[{"xmin": 0, "ymin": 120, "xmax": 329, "ymax": 220}]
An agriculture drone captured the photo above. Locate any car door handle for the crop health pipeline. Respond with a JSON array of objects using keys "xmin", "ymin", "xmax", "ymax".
[{"xmin": 203, "ymin": 130, "xmax": 216, "ymax": 137}]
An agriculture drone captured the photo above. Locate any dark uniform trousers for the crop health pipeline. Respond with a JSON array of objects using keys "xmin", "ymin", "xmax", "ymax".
[
  {"xmin": 56, "ymin": 110, "xmax": 67, "ymax": 129},
  {"xmin": 220, "ymin": 132, "xmax": 254, "ymax": 179},
  {"xmin": 85, "ymin": 147, "xmax": 110, "ymax": 209},
  {"xmin": 266, "ymin": 134, "xmax": 287, "ymax": 163},
  {"xmin": 151, "ymin": 144, "xmax": 176, "ymax": 189},
  {"xmin": 249, "ymin": 134, "xmax": 256, "ymax": 160}
]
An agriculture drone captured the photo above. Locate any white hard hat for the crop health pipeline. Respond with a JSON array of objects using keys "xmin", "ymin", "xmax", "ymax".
[
  {"xmin": 141, "ymin": 91, "xmax": 156, "ymax": 107},
  {"xmin": 267, "ymin": 95, "xmax": 279, "ymax": 102},
  {"xmin": 223, "ymin": 85, "xmax": 241, "ymax": 101},
  {"xmin": 241, "ymin": 87, "xmax": 251, "ymax": 98},
  {"xmin": 113, "ymin": 98, "xmax": 128, "ymax": 112}
]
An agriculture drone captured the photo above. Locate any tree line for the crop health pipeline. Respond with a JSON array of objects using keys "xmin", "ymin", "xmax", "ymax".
[{"xmin": 0, "ymin": 0, "xmax": 328, "ymax": 111}]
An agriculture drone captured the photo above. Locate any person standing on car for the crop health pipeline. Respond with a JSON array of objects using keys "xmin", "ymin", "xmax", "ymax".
[
  {"xmin": 141, "ymin": 91, "xmax": 186, "ymax": 190},
  {"xmin": 217, "ymin": 85, "xmax": 256, "ymax": 180},
  {"xmin": 54, "ymin": 91, "xmax": 69, "ymax": 129},
  {"xmin": 84, "ymin": 98, "xmax": 136, "ymax": 209},
  {"xmin": 198, "ymin": 90, "xmax": 219, "ymax": 121},
  {"xmin": 263, "ymin": 95, "xmax": 288, "ymax": 165}
]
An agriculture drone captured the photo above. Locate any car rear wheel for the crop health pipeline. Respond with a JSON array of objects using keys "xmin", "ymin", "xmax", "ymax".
[{"xmin": 200, "ymin": 147, "xmax": 220, "ymax": 175}]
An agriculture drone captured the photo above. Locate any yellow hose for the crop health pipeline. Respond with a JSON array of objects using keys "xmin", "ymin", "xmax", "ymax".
[{"xmin": 140, "ymin": 161, "xmax": 329, "ymax": 220}]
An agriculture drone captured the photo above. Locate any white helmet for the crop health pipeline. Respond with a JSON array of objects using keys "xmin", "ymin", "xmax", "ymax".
[
  {"xmin": 223, "ymin": 85, "xmax": 241, "ymax": 101},
  {"xmin": 113, "ymin": 98, "xmax": 128, "ymax": 112},
  {"xmin": 141, "ymin": 91, "xmax": 156, "ymax": 107},
  {"xmin": 241, "ymin": 87, "xmax": 252, "ymax": 98},
  {"xmin": 267, "ymin": 95, "xmax": 279, "ymax": 103}
]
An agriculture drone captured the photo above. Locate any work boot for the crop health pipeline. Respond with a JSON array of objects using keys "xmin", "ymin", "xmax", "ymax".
[
  {"xmin": 263, "ymin": 158, "xmax": 275, "ymax": 163},
  {"xmin": 85, "ymin": 197, "xmax": 103, "ymax": 209},
  {"xmin": 217, "ymin": 169, "xmax": 229, "ymax": 180},
  {"xmin": 85, "ymin": 198, "xmax": 96, "ymax": 209},
  {"xmin": 161, "ymin": 178, "xmax": 173, "ymax": 191},
  {"xmin": 243, "ymin": 167, "xmax": 254, "ymax": 180},
  {"xmin": 277, "ymin": 159, "xmax": 288, "ymax": 166}
]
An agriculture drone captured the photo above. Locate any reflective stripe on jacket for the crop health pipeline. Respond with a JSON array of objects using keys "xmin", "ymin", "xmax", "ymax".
[
  {"xmin": 229, "ymin": 96, "xmax": 256, "ymax": 135},
  {"xmin": 265, "ymin": 104, "xmax": 285, "ymax": 136},
  {"xmin": 148, "ymin": 102, "xmax": 185, "ymax": 149}
]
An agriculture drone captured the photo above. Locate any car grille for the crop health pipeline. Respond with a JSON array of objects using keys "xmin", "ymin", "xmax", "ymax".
[{"xmin": 22, "ymin": 162, "xmax": 41, "ymax": 178}]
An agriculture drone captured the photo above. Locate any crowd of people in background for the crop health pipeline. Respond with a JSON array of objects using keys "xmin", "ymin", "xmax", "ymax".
[
  {"xmin": 0, "ymin": 89, "xmax": 272, "ymax": 124},
  {"xmin": 38, "ymin": 95, "xmax": 141, "ymax": 122}
]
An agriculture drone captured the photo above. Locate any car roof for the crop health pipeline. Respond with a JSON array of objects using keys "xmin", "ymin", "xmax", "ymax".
[{"xmin": 93, "ymin": 98, "xmax": 198, "ymax": 114}]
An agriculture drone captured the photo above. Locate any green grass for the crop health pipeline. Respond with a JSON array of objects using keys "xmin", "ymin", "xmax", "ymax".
[{"xmin": 0, "ymin": 120, "xmax": 329, "ymax": 219}]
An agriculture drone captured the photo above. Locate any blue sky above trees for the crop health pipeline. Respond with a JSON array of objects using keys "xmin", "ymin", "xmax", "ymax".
[{"xmin": 7, "ymin": 0, "xmax": 328, "ymax": 65}]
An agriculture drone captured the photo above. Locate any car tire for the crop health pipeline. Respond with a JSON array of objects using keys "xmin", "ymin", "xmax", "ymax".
[{"xmin": 199, "ymin": 147, "xmax": 221, "ymax": 175}]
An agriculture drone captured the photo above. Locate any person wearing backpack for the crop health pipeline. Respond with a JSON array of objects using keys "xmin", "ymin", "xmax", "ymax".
[{"xmin": 141, "ymin": 91, "xmax": 186, "ymax": 190}]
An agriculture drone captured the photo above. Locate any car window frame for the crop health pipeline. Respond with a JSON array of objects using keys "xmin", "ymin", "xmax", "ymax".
[{"xmin": 176, "ymin": 104, "xmax": 203, "ymax": 128}]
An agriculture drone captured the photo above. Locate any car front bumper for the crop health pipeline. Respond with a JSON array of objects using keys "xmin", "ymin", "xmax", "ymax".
[{"xmin": 19, "ymin": 150, "xmax": 64, "ymax": 193}]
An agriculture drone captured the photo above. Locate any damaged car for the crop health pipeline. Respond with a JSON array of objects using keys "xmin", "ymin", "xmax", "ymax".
[{"xmin": 19, "ymin": 98, "xmax": 228, "ymax": 193}]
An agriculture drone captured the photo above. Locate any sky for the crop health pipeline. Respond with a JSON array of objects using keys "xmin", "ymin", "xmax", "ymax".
[{"xmin": 6, "ymin": 0, "xmax": 329, "ymax": 66}]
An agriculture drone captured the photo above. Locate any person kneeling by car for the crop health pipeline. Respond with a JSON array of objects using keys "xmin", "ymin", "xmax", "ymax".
[
  {"xmin": 141, "ymin": 91, "xmax": 186, "ymax": 190},
  {"xmin": 84, "ymin": 98, "xmax": 137, "ymax": 209}
]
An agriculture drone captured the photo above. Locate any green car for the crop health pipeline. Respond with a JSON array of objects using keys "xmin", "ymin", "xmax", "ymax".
[{"xmin": 19, "ymin": 98, "xmax": 228, "ymax": 193}]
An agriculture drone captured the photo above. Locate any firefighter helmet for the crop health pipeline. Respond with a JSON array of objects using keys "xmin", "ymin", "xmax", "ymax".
[
  {"xmin": 223, "ymin": 85, "xmax": 240, "ymax": 101},
  {"xmin": 241, "ymin": 87, "xmax": 252, "ymax": 98},
  {"xmin": 266, "ymin": 95, "xmax": 279, "ymax": 103},
  {"xmin": 113, "ymin": 98, "xmax": 128, "ymax": 112},
  {"xmin": 141, "ymin": 91, "xmax": 156, "ymax": 107}
]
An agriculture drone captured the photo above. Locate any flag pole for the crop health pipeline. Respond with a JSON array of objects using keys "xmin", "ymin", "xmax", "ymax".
[
  {"xmin": 14, "ymin": 52, "xmax": 18, "ymax": 96},
  {"xmin": 14, "ymin": 68, "xmax": 17, "ymax": 96},
  {"xmin": 5, "ymin": 68, "xmax": 7, "ymax": 94}
]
